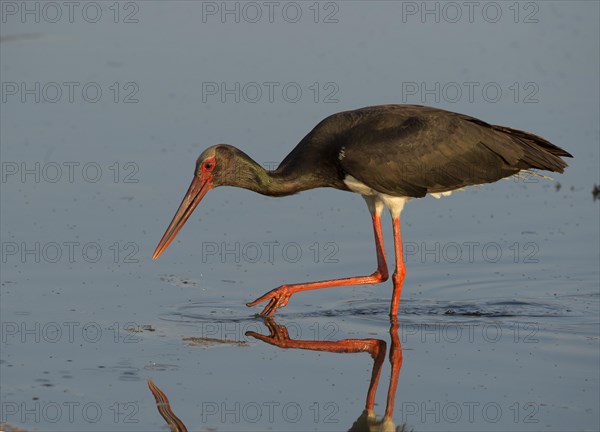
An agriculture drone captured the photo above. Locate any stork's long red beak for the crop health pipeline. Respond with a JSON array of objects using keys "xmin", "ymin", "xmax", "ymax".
[{"xmin": 152, "ymin": 175, "xmax": 212, "ymax": 260}]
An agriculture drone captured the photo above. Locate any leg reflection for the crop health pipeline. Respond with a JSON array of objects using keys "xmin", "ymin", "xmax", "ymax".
[
  {"xmin": 247, "ymin": 317, "xmax": 408, "ymax": 431},
  {"xmin": 147, "ymin": 378, "xmax": 188, "ymax": 432}
]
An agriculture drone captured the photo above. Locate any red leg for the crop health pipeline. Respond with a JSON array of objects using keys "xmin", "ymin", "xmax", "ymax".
[
  {"xmin": 247, "ymin": 210, "xmax": 389, "ymax": 317},
  {"xmin": 384, "ymin": 317, "xmax": 403, "ymax": 418},
  {"xmin": 389, "ymin": 216, "xmax": 406, "ymax": 316}
]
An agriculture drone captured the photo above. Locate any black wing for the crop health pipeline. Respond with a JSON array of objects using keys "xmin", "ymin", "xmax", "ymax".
[{"xmin": 334, "ymin": 105, "xmax": 572, "ymax": 198}]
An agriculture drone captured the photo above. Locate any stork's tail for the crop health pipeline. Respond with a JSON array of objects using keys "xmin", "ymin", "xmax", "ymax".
[{"xmin": 491, "ymin": 125, "xmax": 573, "ymax": 173}]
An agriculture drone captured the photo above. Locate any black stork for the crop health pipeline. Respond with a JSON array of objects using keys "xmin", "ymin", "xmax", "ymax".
[{"xmin": 152, "ymin": 104, "xmax": 572, "ymax": 317}]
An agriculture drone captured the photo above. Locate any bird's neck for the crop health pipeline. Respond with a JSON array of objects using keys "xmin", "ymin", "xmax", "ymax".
[
  {"xmin": 232, "ymin": 156, "xmax": 319, "ymax": 197},
  {"xmin": 247, "ymin": 165, "xmax": 306, "ymax": 197}
]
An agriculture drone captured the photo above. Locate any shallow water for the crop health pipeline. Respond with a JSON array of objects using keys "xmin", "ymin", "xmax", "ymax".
[{"xmin": 1, "ymin": 2, "xmax": 599, "ymax": 431}]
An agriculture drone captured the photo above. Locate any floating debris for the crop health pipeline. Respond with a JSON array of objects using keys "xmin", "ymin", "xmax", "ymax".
[
  {"xmin": 160, "ymin": 274, "xmax": 200, "ymax": 287},
  {"xmin": 144, "ymin": 363, "xmax": 179, "ymax": 372},
  {"xmin": 126, "ymin": 324, "xmax": 155, "ymax": 333},
  {"xmin": 0, "ymin": 423, "xmax": 30, "ymax": 432},
  {"xmin": 445, "ymin": 309, "xmax": 482, "ymax": 316},
  {"xmin": 182, "ymin": 336, "xmax": 249, "ymax": 347},
  {"xmin": 0, "ymin": 33, "xmax": 42, "ymax": 43}
]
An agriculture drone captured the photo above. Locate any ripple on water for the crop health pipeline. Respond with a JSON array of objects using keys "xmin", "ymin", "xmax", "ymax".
[
  {"xmin": 159, "ymin": 294, "xmax": 585, "ymax": 325},
  {"xmin": 336, "ymin": 297, "xmax": 575, "ymax": 323},
  {"xmin": 160, "ymin": 301, "xmax": 260, "ymax": 323}
]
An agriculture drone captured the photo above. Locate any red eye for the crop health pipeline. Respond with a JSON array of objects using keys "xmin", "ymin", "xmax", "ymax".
[{"xmin": 203, "ymin": 159, "xmax": 216, "ymax": 172}]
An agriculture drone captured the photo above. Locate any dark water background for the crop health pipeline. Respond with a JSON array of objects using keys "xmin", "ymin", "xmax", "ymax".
[{"xmin": 1, "ymin": 2, "xmax": 598, "ymax": 431}]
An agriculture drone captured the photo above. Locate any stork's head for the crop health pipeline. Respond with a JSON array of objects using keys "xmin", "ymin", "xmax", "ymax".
[{"xmin": 152, "ymin": 144, "xmax": 262, "ymax": 260}]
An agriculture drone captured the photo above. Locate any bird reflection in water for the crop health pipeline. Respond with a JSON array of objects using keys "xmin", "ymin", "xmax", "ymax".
[
  {"xmin": 247, "ymin": 318, "xmax": 408, "ymax": 432},
  {"xmin": 147, "ymin": 378, "xmax": 188, "ymax": 432},
  {"xmin": 148, "ymin": 318, "xmax": 411, "ymax": 432}
]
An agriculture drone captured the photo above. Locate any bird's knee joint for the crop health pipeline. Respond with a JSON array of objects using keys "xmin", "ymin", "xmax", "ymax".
[
  {"xmin": 392, "ymin": 269, "xmax": 406, "ymax": 284},
  {"xmin": 372, "ymin": 270, "xmax": 389, "ymax": 282}
]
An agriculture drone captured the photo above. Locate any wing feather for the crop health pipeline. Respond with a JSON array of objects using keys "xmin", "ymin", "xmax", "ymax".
[{"xmin": 335, "ymin": 105, "xmax": 571, "ymax": 197}]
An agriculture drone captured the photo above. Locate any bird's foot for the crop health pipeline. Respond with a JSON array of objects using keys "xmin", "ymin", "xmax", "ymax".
[
  {"xmin": 245, "ymin": 318, "xmax": 291, "ymax": 348},
  {"xmin": 246, "ymin": 285, "xmax": 293, "ymax": 317}
]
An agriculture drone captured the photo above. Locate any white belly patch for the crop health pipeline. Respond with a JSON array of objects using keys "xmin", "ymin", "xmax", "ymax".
[
  {"xmin": 343, "ymin": 175, "xmax": 408, "ymax": 217},
  {"xmin": 343, "ymin": 175, "xmax": 462, "ymax": 217},
  {"xmin": 430, "ymin": 191, "xmax": 453, "ymax": 199}
]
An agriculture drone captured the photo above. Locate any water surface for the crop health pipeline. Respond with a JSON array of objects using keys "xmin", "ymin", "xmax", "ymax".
[{"xmin": 1, "ymin": 2, "xmax": 598, "ymax": 431}]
